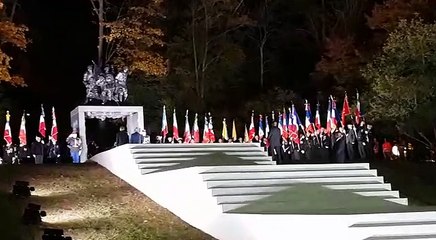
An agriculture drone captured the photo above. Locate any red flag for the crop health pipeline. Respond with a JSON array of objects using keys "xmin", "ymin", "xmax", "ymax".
[
  {"xmin": 208, "ymin": 113, "xmax": 215, "ymax": 143},
  {"xmin": 51, "ymin": 107, "xmax": 58, "ymax": 142},
  {"xmin": 39, "ymin": 105, "xmax": 46, "ymax": 138},
  {"xmin": 19, "ymin": 111, "xmax": 27, "ymax": 145},
  {"xmin": 355, "ymin": 91, "xmax": 361, "ymax": 125},
  {"xmin": 326, "ymin": 98, "xmax": 332, "ymax": 135},
  {"xmin": 161, "ymin": 105, "xmax": 168, "ymax": 140},
  {"xmin": 248, "ymin": 111, "xmax": 255, "ymax": 140},
  {"xmin": 342, "ymin": 93, "xmax": 351, "ymax": 127},
  {"xmin": 202, "ymin": 115, "xmax": 209, "ymax": 143},
  {"xmin": 314, "ymin": 103, "xmax": 321, "ymax": 130},
  {"xmin": 183, "ymin": 110, "xmax": 191, "ymax": 143},
  {"xmin": 172, "ymin": 108, "xmax": 179, "ymax": 140},
  {"xmin": 192, "ymin": 113, "xmax": 200, "ymax": 143},
  {"xmin": 282, "ymin": 107, "xmax": 288, "ymax": 139},
  {"xmin": 3, "ymin": 111, "xmax": 12, "ymax": 145}
]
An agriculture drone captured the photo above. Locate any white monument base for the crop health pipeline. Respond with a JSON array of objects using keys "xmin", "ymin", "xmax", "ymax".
[{"xmin": 70, "ymin": 105, "xmax": 144, "ymax": 162}]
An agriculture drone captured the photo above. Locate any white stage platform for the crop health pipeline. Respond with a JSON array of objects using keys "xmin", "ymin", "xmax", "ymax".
[{"xmin": 91, "ymin": 143, "xmax": 436, "ymax": 240}]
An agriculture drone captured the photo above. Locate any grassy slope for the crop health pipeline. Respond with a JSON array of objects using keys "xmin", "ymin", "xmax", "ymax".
[{"xmin": 0, "ymin": 164, "xmax": 215, "ymax": 240}]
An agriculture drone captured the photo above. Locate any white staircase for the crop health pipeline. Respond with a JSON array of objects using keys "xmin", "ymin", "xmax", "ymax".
[{"xmin": 91, "ymin": 143, "xmax": 436, "ymax": 240}]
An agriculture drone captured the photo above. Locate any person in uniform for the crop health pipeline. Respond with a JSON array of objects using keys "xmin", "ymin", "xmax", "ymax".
[
  {"xmin": 31, "ymin": 136, "xmax": 45, "ymax": 165},
  {"xmin": 267, "ymin": 121, "xmax": 282, "ymax": 164},
  {"xmin": 345, "ymin": 124, "xmax": 357, "ymax": 162},
  {"xmin": 115, "ymin": 126, "xmax": 129, "ymax": 146},
  {"xmin": 332, "ymin": 128, "xmax": 346, "ymax": 163}
]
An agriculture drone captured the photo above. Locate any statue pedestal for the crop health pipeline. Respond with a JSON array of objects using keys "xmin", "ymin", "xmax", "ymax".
[{"xmin": 70, "ymin": 105, "xmax": 144, "ymax": 162}]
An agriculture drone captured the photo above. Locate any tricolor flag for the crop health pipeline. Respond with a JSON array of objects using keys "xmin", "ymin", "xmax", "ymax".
[
  {"xmin": 244, "ymin": 124, "xmax": 249, "ymax": 143},
  {"xmin": 290, "ymin": 104, "xmax": 300, "ymax": 144},
  {"xmin": 19, "ymin": 111, "xmax": 27, "ymax": 145},
  {"xmin": 326, "ymin": 98, "xmax": 332, "ymax": 135},
  {"xmin": 342, "ymin": 93, "xmax": 351, "ymax": 127},
  {"xmin": 278, "ymin": 112, "xmax": 283, "ymax": 135},
  {"xmin": 161, "ymin": 105, "xmax": 168, "ymax": 141},
  {"xmin": 172, "ymin": 108, "xmax": 179, "ymax": 141},
  {"xmin": 355, "ymin": 91, "xmax": 361, "ymax": 125},
  {"xmin": 330, "ymin": 96, "xmax": 338, "ymax": 130},
  {"xmin": 282, "ymin": 107, "xmax": 288, "ymax": 139},
  {"xmin": 192, "ymin": 113, "xmax": 200, "ymax": 143},
  {"xmin": 248, "ymin": 111, "xmax": 255, "ymax": 140},
  {"xmin": 202, "ymin": 115, "xmax": 209, "ymax": 143},
  {"xmin": 222, "ymin": 118, "xmax": 229, "ymax": 141},
  {"xmin": 51, "ymin": 107, "xmax": 58, "ymax": 142},
  {"xmin": 258, "ymin": 115, "xmax": 264, "ymax": 139},
  {"xmin": 208, "ymin": 113, "xmax": 216, "ymax": 143},
  {"xmin": 232, "ymin": 119, "xmax": 237, "ymax": 141},
  {"xmin": 305, "ymin": 100, "xmax": 314, "ymax": 133},
  {"xmin": 3, "ymin": 111, "xmax": 12, "ymax": 145},
  {"xmin": 314, "ymin": 102, "xmax": 321, "ymax": 130},
  {"xmin": 183, "ymin": 110, "xmax": 191, "ymax": 143},
  {"xmin": 265, "ymin": 116, "xmax": 270, "ymax": 138},
  {"xmin": 39, "ymin": 104, "xmax": 46, "ymax": 138}
]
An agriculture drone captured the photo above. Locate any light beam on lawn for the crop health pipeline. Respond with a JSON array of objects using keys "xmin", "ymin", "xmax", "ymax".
[{"xmin": 33, "ymin": 188, "xmax": 72, "ymax": 197}]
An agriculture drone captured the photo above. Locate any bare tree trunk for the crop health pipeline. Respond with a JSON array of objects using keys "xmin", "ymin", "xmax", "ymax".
[
  {"xmin": 200, "ymin": 0, "xmax": 209, "ymax": 99},
  {"xmin": 9, "ymin": 0, "xmax": 18, "ymax": 21},
  {"xmin": 259, "ymin": 43, "xmax": 264, "ymax": 88},
  {"xmin": 97, "ymin": 0, "xmax": 104, "ymax": 67},
  {"xmin": 191, "ymin": 5, "xmax": 200, "ymax": 97}
]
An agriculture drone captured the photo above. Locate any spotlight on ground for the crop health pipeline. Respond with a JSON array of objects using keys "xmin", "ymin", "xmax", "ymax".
[
  {"xmin": 12, "ymin": 181, "xmax": 35, "ymax": 197},
  {"xmin": 22, "ymin": 203, "xmax": 46, "ymax": 225},
  {"xmin": 42, "ymin": 228, "xmax": 73, "ymax": 240}
]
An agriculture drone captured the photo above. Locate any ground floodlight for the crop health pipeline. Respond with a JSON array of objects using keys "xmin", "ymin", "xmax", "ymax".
[
  {"xmin": 22, "ymin": 203, "xmax": 46, "ymax": 225},
  {"xmin": 12, "ymin": 181, "xmax": 35, "ymax": 197},
  {"xmin": 42, "ymin": 228, "xmax": 73, "ymax": 240}
]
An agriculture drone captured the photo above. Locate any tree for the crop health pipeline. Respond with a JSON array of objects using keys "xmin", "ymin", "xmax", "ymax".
[
  {"xmin": 0, "ymin": 0, "xmax": 28, "ymax": 85},
  {"xmin": 106, "ymin": 1, "xmax": 167, "ymax": 76},
  {"xmin": 363, "ymin": 18, "xmax": 436, "ymax": 121}
]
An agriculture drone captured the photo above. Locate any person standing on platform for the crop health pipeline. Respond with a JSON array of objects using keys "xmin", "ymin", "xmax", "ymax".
[
  {"xmin": 332, "ymin": 128, "xmax": 346, "ymax": 163},
  {"xmin": 345, "ymin": 124, "xmax": 357, "ymax": 162},
  {"xmin": 357, "ymin": 121, "xmax": 368, "ymax": 160},
  {"xmin": 2, "ymin": 143, "xmax": 14, "ymax": 164},
  {"xmin": 67, "ymin": 131, "xmax": 82, "ymax": 164},
  {"xmin": 115, "ymin": 126, "xmax": 129, "ymax": 146},
  {"xmin": 31, "ymin": 136, "xmax": 45, "ymax": 164},
  {"xmin": 47, "ymin": 136, "xmax": 61, "ymax": 163},
  {"xmin": 268, "ymin": 121, "xmax": 282, "ymax": 164},
  {"xmin": 18, "ymin": 143, "xmax": 32, "ymax": 164},
  {"xmin": 130, "ymin": 128, "xmax": 144, "ymax": 144}
]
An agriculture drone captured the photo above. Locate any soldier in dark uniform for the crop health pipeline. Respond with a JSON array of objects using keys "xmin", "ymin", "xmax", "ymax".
[
  {"xmin": 47, "ymin": 136, "xmax": 61, "ymax": 163},
  {"xmin": 2, "ymin": 144, "xmax": 14, "ymax": 164},
  {"xmin": 357, "ymin": 121, "xmax": 367, "ymax": 161},
  {"xmin": 18, "ymin": 144, "xmax": 32, "ymax": 164},
  {"xmin": 332, "ymin": 128, "xmax": 346, "ymax": 163},
  {"xmin": 319, "ymin": 129, "xmax": 331, "ymax": 163},
  {"xmin": 345, "ymin": 124, "xmax": 357, "ymax": 162},
  {"xmin": 267, "ymin": 121, "xmax": 282, "ymax": 164},
  {"xmin": 282, "ymin": 140, "xmax": 291, "ymax": 164}
]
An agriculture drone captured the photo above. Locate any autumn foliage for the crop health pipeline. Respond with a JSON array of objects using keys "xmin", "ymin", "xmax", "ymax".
[
  {"xmin": 0, "ymin": 0, "xmax": 28, "ymax": 85},
  {"xmin": 106, "ymin": 1, "xmax": 167, "ymax": 77}
]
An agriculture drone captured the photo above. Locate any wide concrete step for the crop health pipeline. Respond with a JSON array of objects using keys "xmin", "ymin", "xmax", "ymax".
[
  {"xmin": 137, "ymin": 163, "xmax": 179, "ymax": 169},
  {"xmin": 354, "ymin": 190, "xmax": 400, "ymax": 198},
  {"xmin": 201, "ymin": 163, "xmax": 370, "ymax": 173},
  {"xmin": 211, "ymin": 183, "xmax": 393, "ymax": 196},
  {"xmin": 216, "ymin": 191, "xmax": 400, "ymax": 205},
  {"xmin": 385, "ymin": 198, "xmax": 408, "ymax": 205},
  {"xmin": 131, "ymin": 147, "xmax": 264, "ymax": 153},
  {"xmin": 364, "ymin": 233, "xmax": 436, "ymax": 240},
  {"xmin": 202, "ymin": 169, "xmax": 377, "ymax": 181},
  {"xmin": 220, "ymin": 197, "xmax": 408, "ymax": 212},
  {"xmin": 129, "ymin": 143, "xmax": 261, "ymax": 149},
  {"xmin": 207, "ymin": 176, "xmax": 385, "ymax": 188},
  {"xmin": 132, "ymin": 152, "xmax": 267, "ymax": 159},
  {"xmin": 135, "ymin": 157, "xmax": 196, "ymax": 164}
]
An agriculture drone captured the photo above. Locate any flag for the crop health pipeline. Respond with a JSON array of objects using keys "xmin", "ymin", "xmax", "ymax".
[
  {"xmin": 51, "ymin": 107, "xmax": 58, "ymax": 142},
  {"xmin": 248, "ymin": 111, "xmax": 255, "ymax": 140},
  {"xmin": 282, "ymin": 107, "xmax": 288, "ymax": 139},
  {"xmin": 208, "ymin": 113, "xmax": 215, "ymax": 143},
  {"xmin": 355, "ymin": 91, "xmax": 361, "ymax": 125},
  {"xmin": 305, "ymin": 100, "xmax": 314, "ymax": 133},
  {"xmin": 278, "ymin": 112, "xmax": 283, "ymax": 136},
  {"xmin": 19, "ymin": 111, "xmax": 27, "ymax": 145},
  {"xmin": 202, "ymin": 115, "xmax": 209, "ymax": 143},
  {"xmin": 271, "ymin": 111, "xmax": 275, "ymax": 122},
  {"xmin": 265, "ymin": 116, "xmax": 270, "ymax": 138},
  {"xmin": 314, "ymin": 102, "xmax": 321, "ymax": 130},
  {"xmin": 290, "ymin": 104, "xmax": 300, "ymax": 144},
  {"xmin": 222, "ymin": 118, "xmax": 229, "ymax": 141},
  {"xmin": 342, "ymin": 93, "xmax": 351, "ymax": 127},
  {"xmin": 232, "ymin": 119, "xmax": 237, "ymax": 141},
  {"xmin": 39, "ymin": 104, "xmax": 46, "ymax": 138},
  {"xmin": 3, "ymin": 111, "xmax": 12, "ymax": 145},
  {"xmin": 161, "ymin": 105, "xmax": 168, "ymax": 141},
  {"xmin": 258, "ymin": 115, "xmax": 265, "ymax": 139},
  {"xmin": 244, "ymin": 124, "xmax": 249, "ymax": 143},
  {"xmin": 192, "ymin": 113, "xmax": 200, "ymax": 143},
  {"xmin": 183, "ymin": 110, "xmax": 191, "ymax": 143},
  {"xmin": 330, "ymin": 96, "xmax": 338, "ymax": 130},
  {"xmin": 326, "ymin": 98, "xmax": 332, "ymax": 135},
  {"xmin": 172, "ymin": 108, "xmax": 179, "ymax": 140}
]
